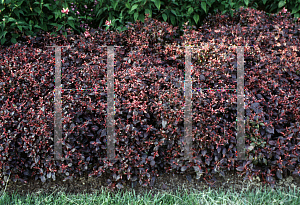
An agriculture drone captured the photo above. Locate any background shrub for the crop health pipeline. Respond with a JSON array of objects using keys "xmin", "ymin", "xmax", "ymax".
[{"xmin": 1, "ymin": 0, "xmax": 300, "ymax": 47}]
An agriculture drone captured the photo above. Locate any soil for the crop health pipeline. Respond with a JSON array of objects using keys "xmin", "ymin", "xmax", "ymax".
[{"xmin": 1, "ymin": 168, "xmax": 300, "ymax": 199}]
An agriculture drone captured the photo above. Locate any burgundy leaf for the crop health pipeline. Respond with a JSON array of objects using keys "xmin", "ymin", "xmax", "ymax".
[
  {"xmin": 150, "ymin": 176, "xmax": 156, "ymax": 187},
  {"xmin": 268, "ymin": 140, "xmax": 276, "ymax": 145},
  {"xmin": 162, "ymin": 182, "xmax": 168, "ymax": 190},
  {"xmin": 186, "ymin": 174, "xmax": 192, "ymax": 182},
  {"xmin": 236, "ymin": 166, "xmax": 244, "ymax": 172},
  {"xmin": 116, "ymin": 182, "xmax": 123, "ymax": 189},
  {"xmin": 266, "ymin": 176, "xmax": 274, "ymax": 183},
  {"xmin": 276, "ymin": 169, "xmax": 283, "ymax": 180},
  {"xmin": 40, "ymin": 175, "xmax": 46, "ymax": 183},
  {"xmin": 181, "ymin": 166, "xmax": 187, "ymax": 172},
  {"xmin": 150, "ymin": 160, "xmax": 155, "ymax": 166}
]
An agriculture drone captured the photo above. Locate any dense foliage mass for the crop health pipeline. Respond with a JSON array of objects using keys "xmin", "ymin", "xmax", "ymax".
[{"xmin": 0, "ymin": 3, "xmax": 299, "ymax": 191}]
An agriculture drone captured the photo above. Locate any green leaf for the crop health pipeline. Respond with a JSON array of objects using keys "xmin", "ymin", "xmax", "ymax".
[
  {"xmin": 50, "ymin": 23, "xmax": 63, "ymax": 32},
  {"xmin": 0, "ymin": 5, "xmax": 4, "ymax": 12},
  {"xmin": 119, "ymin": 9, "xmax": 124, "ymax": 21},
  {"xmin": 170, "ymin": 14, "xmax": 176, "ymax": 25},
  {"xmin": 96, "ymin": 8, "xmax": 106, "ymax": 18},
  {"xmin": 193, "ymin": 14, "xmax": 199, "ymax": 24},
  {"xmin": 262, "ymin": 0, "xmax": 267, "ymax": 4},
  {"xmin": 207, "ymin": 0, "xmax": 215, "ymax": 7},
  {"xmin": 116, "ymin": 26, "xmax": 123, "ymax": 32},
  {"xmin": 112, "ymin": 0, "xmax": 119, "ymax": 10},
  {"xmin": 201, "ymin": 2, "xmax": 206, "ymax": 13},
  {"xmin": 145, "ymin": 8, "xmax": 151, "ymax": 15},
  {"xmin": 134, "ymin": 12, "xmax": 139, "ymax": 22},
  {"xmin": 49, "ymin": 23, "xmax": 59, "ymax": 27},
  {"xmin": 34, "ymin": 25, "xmax": 42, "ymax": 29},
  {"xmin": 171, "ymin": 9, "xmax": 177, "ymax": 16},
  {"xmin": 125, "ymin": 2, "xmax": 131, "ymax": 9},
  {"xmin": 41, "ymin": 24, "xmax": 47, "ymax": 31},
  {"xmin": 54, "ymin": 12, "xmax": 59, "ymax": 20},
  {"xmin": 244, "ymin": 0, "xmax": 249, "ymax": 6},
  {"xmin": 162, "ymin": 13, "xmax": 167, "ymax": 22},
  {"xmin": 13, "ymin": 10, "xmax": 20, "ymax": 19},
  {"xmin": 0, "ymin": 31, "xmax": 7, "ymax": 39},
  {"xmin": 171, "ymin": 0, "xmax": 178, "ymax": 6},
  {"xmin": 222, "ymin": 10, "xmax": 228, "ymax": 15},
  {"xmin": 130, "ymin": 4, "xmax": 138, "ymax": 12},
  {"xmin": 62, "ymin": 31, "xmax": 67, "ymax": 38},
  {"xmin": 7, "ymin": 17, "xmax": 16, "ymax": 22},
  {"xmin": 43, "ymin": 3, "xmax": 51, "ymax": 10},
  {"xmin": 278, "ymin": 1, "xmax": 285, "ymax": 8},
  {"xmin": 17, "ymin": 25, "xmax": 22, "ymax": 31},
  {"xmin": 188, "ymin": 7, "xmax": 194, "ymax": 15},
  {"xmin": 68, "ymin": 21, "xmax": 75, "ymax": 29},
  {"xmin": 50, "ymin": 32, "xmax": 58, "ymax": 37},
  {"xmin": 154, "ymin": 0, "xmax": 161, "ymax": 10},
  {"xmin": 48, "ymin": 15, "xmax": 53, "ymax": 20},
  {"xmin": 68, "ymin": 16, "xmax": 75, "ymax": 21},
  {"xmin": 11, "ymin": 38, "xmax": 17, "ymax": 44},
  {"xmin": 145, "ymin": 9, "xmax": 152, "ymax": 17},
  {"xmin": 138, "ymin": 13, "xmax": 145, "ymax": 23},
  {"xmin": 1, "ymin": 37, "xmax": 6, "ymax": 45},
  {"xmin": 98, "ymin": 19, "xmax": 103, "ymax": 29},
  {"xmin": 25, "ymin": 30, "xmax": 34, "ymax": 36},
  {"xmin": 0, "ymin": 22, "xmax": 4, "ymax": 30},
  {"xmin": 291, "ymin": 5, "xmax": 300, "ymax": 14},
  {"xmin": 19, "ymin": 10, "xmax": 24, "ymax": 16},
  {"xmin": 34, "ymin": 7, "xmax": 42, "ymax": 15},
  {"xmin": 16, "ymin": 20, "xmax": 26, "ymax": 25},
  {"xmin": 121, "ymin": 27, "xmax": 128, "ymax": 31}
]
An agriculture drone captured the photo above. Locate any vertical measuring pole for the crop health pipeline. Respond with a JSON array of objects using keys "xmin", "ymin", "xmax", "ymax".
[
  {"xmin": 236, "ymin": 46, "xmax": 245, "ymax": 160},
  {"xmin": 184, "ymin": 46, "xmax": 193, "ymax": 161},
  {"xmin": 54, "ymin": 45, "xmax": 63, "ymax": 160},
  {"xmin": 107, "ymin": 46, "xmax": 116, "ymax": 160}
]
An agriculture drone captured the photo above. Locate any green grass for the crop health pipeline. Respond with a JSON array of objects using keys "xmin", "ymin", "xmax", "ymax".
[{"xmin": 0, "ymin": 175, "xmax": 299, "ymax": 205}]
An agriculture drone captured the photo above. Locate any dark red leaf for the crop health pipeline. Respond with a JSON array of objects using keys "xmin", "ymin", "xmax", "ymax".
[{"xmin": 236, "ymin": 166, "xmax": 244, "ymax": 172}]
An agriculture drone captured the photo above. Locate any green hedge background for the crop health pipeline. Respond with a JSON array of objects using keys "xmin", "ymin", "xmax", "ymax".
[{"xmin": 0, "ymin": 0, "xmax": 300, "ymax": 46}]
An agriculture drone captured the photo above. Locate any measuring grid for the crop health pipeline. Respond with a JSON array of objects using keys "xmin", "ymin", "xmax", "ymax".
[{"xmin": 44, "ymin": 44, "xmax": 248, "ymax": 162}]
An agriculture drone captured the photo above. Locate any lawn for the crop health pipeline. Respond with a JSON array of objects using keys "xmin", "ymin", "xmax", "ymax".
[{"xmin": 0, "ymin": 171, "xmax": 300, "ymax": 205}]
